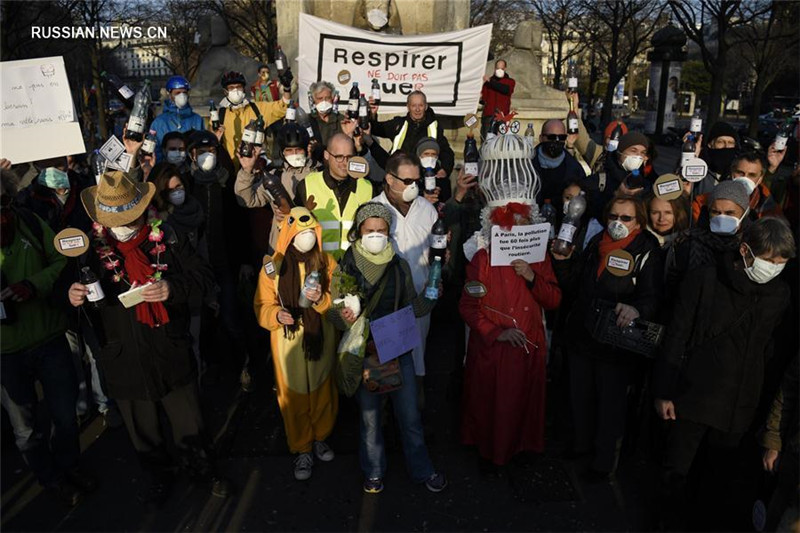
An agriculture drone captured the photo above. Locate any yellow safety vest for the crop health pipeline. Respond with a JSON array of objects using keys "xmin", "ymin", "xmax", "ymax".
[
  {"xmin": 304, "ymin": 172, "xmax": 373, "ymax": 260},
  {"xmin": 391, "ymin": 120, "xmax": 438, "ymax": 153}
]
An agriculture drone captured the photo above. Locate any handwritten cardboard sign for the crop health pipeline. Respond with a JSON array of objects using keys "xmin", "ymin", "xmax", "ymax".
[
  {"xmin": 490, "ymin": 223, "xmax": 549, "ymax": 266},
  {"xmin": 369, "ymin": 305, "xmax": 420, "ymax": 363},
  {"xmin": 0, "ymin": 56, "xmax": 86, "ymax": 164}
]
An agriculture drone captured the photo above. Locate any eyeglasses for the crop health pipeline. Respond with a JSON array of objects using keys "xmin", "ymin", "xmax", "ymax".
[
  {"xmin": 326, "ymin": 151, "xmax": 353, "ymax": 163},
  {"xmin": 608, "ymin": 213, "xmax": 635, "ymax": 222},
  {"xmin": 543, "ymin": 134, "xmax": 568, "ymax": 142},
  {"xmin": 387, "ymin": 173, "xmax": 418, "ymax": 186}
]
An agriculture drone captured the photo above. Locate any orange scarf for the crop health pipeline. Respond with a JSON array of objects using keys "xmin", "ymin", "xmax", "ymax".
[{"xmin": 596, "ymin": 229, "xmax": 640, "ymax": 278}]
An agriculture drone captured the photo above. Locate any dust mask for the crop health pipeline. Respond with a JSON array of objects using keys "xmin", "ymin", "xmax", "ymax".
[
  {"xmin": 622, "ymin": 155, "xmax": 644, "ymax": 172},
  {"xmin": 285, "ymin": 153, "xmax": 307, "ymax": 168},
  {"xmin": 292, "ymin": 229, "xmax": 317, "ymax": 253},
  {"xmin": 174, "ymin": 93, "xmax": 189, "ymax": 109},
  {"xmin": 315, "ymin": 100, "xmax": 333, "ymax": 115},
  {"xmin": 197, "ymin": 152, "xmax": 217, "ymax": 171},
  {"xmin": 227, "ymin": 89, "xmax": 245, "ymax": 105},
  {"xmin": 362, "ymin": 233, "xmax": 388, "ymax": 254},
  {"xmin": 607, "ymin": 220, "xmax": 630, "ymax": 241}
]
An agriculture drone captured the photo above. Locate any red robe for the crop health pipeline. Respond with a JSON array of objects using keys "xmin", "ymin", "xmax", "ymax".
[{"xmin": 459, "ymin": 249, "xmax": 561, "ymax": 465}]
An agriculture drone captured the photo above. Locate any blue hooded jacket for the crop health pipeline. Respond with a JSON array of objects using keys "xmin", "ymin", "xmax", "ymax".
[{"xmin": 150, "ymin": 98, "xmax": 205, "ymax": 162}]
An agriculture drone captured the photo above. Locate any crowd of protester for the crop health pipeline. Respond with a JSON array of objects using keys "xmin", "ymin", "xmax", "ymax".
[{"xmin": 1, "ymin": 58, "xmax": 798, "ymax": 532}]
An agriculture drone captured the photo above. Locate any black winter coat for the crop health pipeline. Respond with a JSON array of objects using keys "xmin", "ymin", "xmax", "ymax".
[
  {"xmin": 553, "ymin": 230, "xmax": 664, "ymax": 361},
  {"xmin": 369, "ymin": 108, "xmax": 455, "ymax": 174},
  {"xmin": 533, "ymin": 150, "xmax": 586, "ymax": 209},
  {"xmin": 84, "ymin": 224, "xmax": 214, "ymax": 401},
  {"xmin": 653, "ymin": 253, "xmax": 790, "ymax": 433}
]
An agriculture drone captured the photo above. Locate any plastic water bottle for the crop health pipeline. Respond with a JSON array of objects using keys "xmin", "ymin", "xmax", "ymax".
[
  {"xmin": 298, "ymin": 270, "xmax": 321, "ymax": 308},
  {"xmin": 541, "ymin": 199, "xmax": 557, "ymax": 240},
  {"xmin": 425, "ymin": 257, "xmax": 442, "ymax": 300}
]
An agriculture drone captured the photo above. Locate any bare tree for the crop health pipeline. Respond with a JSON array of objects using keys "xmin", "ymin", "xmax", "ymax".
[
  {"xmin": 205, "ymin": 0, "xmax": 274, "ymax": 63},
  {"xmin": 580, "ymin": 0, "xmax": 666, "ymax": 125},
  {"xmin": 470, "ymin": 0, "xmax": 529, "ymax": 57},
  {"xmin": 531, "ymin": 0, "xmax": 588, "ymax": 88},
  {"xmin": 669, "ymin": 0, "xmax": 772, "ymax": 129}
]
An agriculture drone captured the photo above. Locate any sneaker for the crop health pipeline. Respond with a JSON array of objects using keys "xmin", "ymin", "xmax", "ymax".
[
  {"xmin": 424, "ymin": 472, "xmax": 448, "ymax": 493},
  {"xmin": 363, "ymin": 477, "xmax": 384, "ymax": 494},
  {"xmin": 313, "ymin": 440, "xmax": 335, "ymax": 462},
  {"xmin": 293, "ymin": 453, "xmax": 314, "ymax": 481}
]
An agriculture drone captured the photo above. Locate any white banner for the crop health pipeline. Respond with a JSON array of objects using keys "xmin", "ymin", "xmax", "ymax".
[{"xmin": 297, "ymin": 14, "xmax": 492, "ymax": 116}]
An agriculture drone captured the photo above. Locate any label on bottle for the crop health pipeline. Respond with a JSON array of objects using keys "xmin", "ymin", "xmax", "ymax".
[
  {"xmin": 431, "ymin": 234, "xmax": 447, "ymax": 249},
  {"xmin": 307, "ymin": 126, "xmax": 314, "ymax": 138},
  {"xmin": 348, "ymin": 99, "xmax": 358, "ymax": 112},
  {"xmin": 690, "ymin": 117, "xmax": 702, "ymax": 133},
  {"xmin": 548, "ymin": 224, "xmax": 556, "ymax": 240},
  {"xmin": 425, "ymin": 175, "xmax": 436, "ymax": 192},
  {"xmin": 568, "ymin": 117, "xmax": 579, "ymax": 131},
  {"xmin": 372, "ymin": 88, "xmax": 380, "ymax": 101},
  {"xmin": 255, "ymin": 130, "xmax": 264, "ymax": 145},
  {"xmin": 142, "ymin": 139, "xmax": 155, "ymax": 153},
  {"xmin": 557, "ymin": 223, "xmax": 577, "ymax": 243},
  {"xmin": 774, "ymin": 134, "xmax": 788, "ymax": 151},
  {"xmin": 464, "ymin": 162, "xmax": 478, "ymax": 176},
  {"xmin": 85, "ymin": 281, "xmax": 105, "ymax": 302},
  {"xmin": 680, "ymin": 152, "xmax": 694, "ymax": 167},
  {"xmin": 359, "ymin": 105, "xmax": 368, "ymax": 118},
  {"xmin": 242, "ymin": 129, "xmax": 257, "ymax": 143},
  {"xmin": 276, "ymin": 58, "xmax": 284, "ymax": 71},
  {"xmin": 127, "ymin": 116, "xmax": 145, "ymax": 133},
  {"xmin": 425, "ymin": 286, "xmax": 439, "ymax": 300},
  {"xmin": 119, "ymin": 85, "xmax": 135, "ymax": 100},
  {"xmin": 568, "ymin": 77, "xmax": 578, "ymax": 89},
  {"xmin": 286, "ymin": 107, "xmax": 296, "ymax": 121},
  {"xmin": 210, "ymin": 110, "xmax": 219, "ymax": 121},
  {"xmin": 607, "ymin": 139, "xmax": 619, "ymax": 152}
]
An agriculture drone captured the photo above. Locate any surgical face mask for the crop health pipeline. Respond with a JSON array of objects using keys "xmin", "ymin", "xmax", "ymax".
[
  {"xmin": 168, "ymin": 189, "xmax": 186, "ymax": 206},
  {"xmin": 38, "ymin": 167, "xmax": 70, "ymax": 190},
  {"xmin": 285, "ymin": 153, "xmax": 307, "ymax": 168},
  {"xmin": 541, "ymin": 141, "xmax": 564, "ymax": 159},
  {"xmin": 166, "ymin": 150, "xmax": 186, "ymax": 165},
  {"xmin": 196, "ymin": 152, "xmax": 217, "ymax": 171},
  {"xmin": 607, "ymin": 220, "xmax": 630, "ymax": 241},
  {"xmin": 621, "ymin": 154, "xmax": 644, "ymax": 172},
  {"xmin": 606, "ymin": 139, "xmax": 619, "ymax": 152},
  {"xmin": 109, "ymin": 224, "xmax": 140, "ymax": 242},
  {"xmin": 710, "ymin": 209, "xmax": 748, "ymax": 235},
  {"xmin": 315, "ymin": 100, "xmax": 333, "ymax": 115},
  {"xmin": 420, "ymin": 156, "xmax": 437, "ymax": 169},
  {"xmin": 495, "ymin": 69, "xmax": 505, "ymax": 78},
  {"xmin": 742, "ymin": 243, "xmax": 785, "ymax": 284},
  {"xmin": 174, "ymin": 93, "xmax": 189, "ymax": 109},
  {"xmin": 361, "ymin": 232, "xmax": 388, "ymax": 254},
  {"xmin": 292, "ymin": 229, "xmax": 317, "ymax": 253},
  {"xmin": 733, "ymin": 176, "xmax": 759, "ymax": 196},
  {"xmin": 227, "ymin": 89, "xmax": 245, "ymax": 105}
]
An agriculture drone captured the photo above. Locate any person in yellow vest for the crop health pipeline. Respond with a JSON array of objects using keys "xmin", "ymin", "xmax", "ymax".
[
  {"xmin": 369, "ymin": 90, "xmax": 455, "ymax": 181},
  {"xmin": 254, "ymin": 206, "xmax": 338, "ymax": 481},
  {"xmin": 293, "ymin": 133, "xmax": 376, "ymax": 260},
  {"xmin": 212, "ymin": 70, "xmax": 292, "ymax": 168}
]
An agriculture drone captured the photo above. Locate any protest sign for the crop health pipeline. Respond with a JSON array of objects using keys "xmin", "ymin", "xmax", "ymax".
[
  {"xmin": 490, "ymin": 223, "xmax": 549, "ymax": 266},
  {"xmin": 369, "ymin": 305, "xmax": 420, "ymax": 364},
  {"xmin": 0, "ymin": 56, "xmax": 85, "ymax": 164},
  {"xmin": 297, "ymin": 14, "xmax": 491, "ymax": 116}
]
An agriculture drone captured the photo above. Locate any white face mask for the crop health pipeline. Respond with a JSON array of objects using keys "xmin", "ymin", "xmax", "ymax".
[
  {"xmin": 174, "ymin": 93, "xmax": 189, "ymax": 109},
  {"xmin": 361, "ymin": 232, "xmax": 388, "ymax": 254},
  {"xmin": 607, "ymin": 220, "xmax": 630, "ymax": 241},
  {"xmin": 315, "ymin": 100, "xmax": 333, "ymax": 115},
  {"xmin": 606, "ymin": 139, "xmax": 619, "ymax": 152},
  {"xmin": 197, "ymin": 152, "xmax": 217, "ymax": 171},
  {"xmin": 56, "ymin": 192, "xmax": 69, "ymax": 205},
  {"xmin": 367, "ymin": 8, "xmax": 389, "ymax": 29},
  {"xmin": 621, "ymin": 154, "xmax": 644, "ymax": 172},
  {"xmin": 292, "ymin": 229, "xmax": 317, "ymax": 253},
  {"xmin": 495, "ymin": 69, "xmax": 505, "ymax": 78},
  {"xmin": 285, "ymin": 153, "xmax": 307, "ymax": 168},
  {"xmin": 742, "ymin": 243, "xmax": 785, "ymax": 284},
  {"xmin": 227, "ymin": 89, "xmax": 245, "ymax": 105},
  {"xmin": 166, "ymin": 150, "xmax": 186, "ymax": 165},
  {"xmin": 710, "ymin": 209, "xmax": 748, "ymax": 235},
  {"xmin": 400, "ymin": 181, "xmax": 419, "ymax": 202},
  {"xmin": 733, "ymin": 176, "xmax": 759, "ymax": 196},
  {"xmin": 109, "ymin": 224, "xmax": 140, "ymax": 242},
  {"xmin": 168, "ymin": 189, "xmax": 186, "ymax": 206},
  {"xmin": 420, "ymin": 156, "xmax": 438, "ymax": 169}
]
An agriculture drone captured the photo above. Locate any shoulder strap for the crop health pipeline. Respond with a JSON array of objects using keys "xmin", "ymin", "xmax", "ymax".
[
  {"xmin": 249, "ymin": 101, "xmax": 262, "ymax": 119},
  {"xmin": 218, "ymin": 106, "xmax": 226, "ymax": 125}
]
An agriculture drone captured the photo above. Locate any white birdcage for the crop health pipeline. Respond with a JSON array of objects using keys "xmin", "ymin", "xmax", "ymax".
[{"xmin": 478, "ymin": 129, "xmax": 541, "ymax": 207}]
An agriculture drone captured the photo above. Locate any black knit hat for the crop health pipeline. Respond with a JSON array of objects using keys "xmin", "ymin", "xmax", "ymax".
[
  {"xmin": 618, "ymin": 131, "xmax": 650, "ymax": 153},
  {"xmin": 708, "ymin": 121, "xmax": 738, "ymax": 143}
]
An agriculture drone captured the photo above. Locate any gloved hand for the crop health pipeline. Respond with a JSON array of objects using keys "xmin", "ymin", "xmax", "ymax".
[
  {"xmin": 1, "ymin": 280, "xmax": 36, "ymax": 303},
  {"xmin": 279, "ymin": 69, "xmax": 294, "ymax": 91}
]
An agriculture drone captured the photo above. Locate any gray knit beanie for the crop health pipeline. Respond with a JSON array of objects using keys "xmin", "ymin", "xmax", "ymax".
[
  {"xmin": 355, "ymin": 202, "xmax": 393, "ymax": 232},
  {"xmin": 710, "ymin": 180, "xmax": 750, "ymax": 212}
]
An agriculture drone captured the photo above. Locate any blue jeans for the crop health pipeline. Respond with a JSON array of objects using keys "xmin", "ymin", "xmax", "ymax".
[
  {"xmin": 356, "ymin": 353, "xmax": 434, "ymax": 482},
  {"xmin": 0, "ymin": 335, "xmax": 80, "ymax": 485}
]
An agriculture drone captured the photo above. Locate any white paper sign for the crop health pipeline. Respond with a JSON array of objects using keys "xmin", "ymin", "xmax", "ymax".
[
  {"xmin": 490, "ymin": 223, "xmax": 549, "ymax": 266},
  {"xmin": 298, "ymin": 14, "xmax": 492, "ymax": 116},
  {"xmin": 106, "ymin": 152, "xmax": 132, "ymax": 172},
  {"xmin": 0, "ymin": 56, "xmax": 86, "ymax": 164},
  {"xmin": 99, "ymin": 136, "xmax": 125, "ymax": 163}
]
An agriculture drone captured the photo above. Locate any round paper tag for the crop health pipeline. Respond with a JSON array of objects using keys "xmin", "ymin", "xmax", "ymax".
[
  {"xmin": 652, "ymin": 173, "xmax": 684, "ymax": 201},
  {"xmin": 605, "ymin": 249, "xmax": 635, "ymax": 277},
  {"xmin": 681, "ymin": 157, "xmax": 708, "ymax": 183},
  {"xmin": 347, "ymin": 156, "xmax": 370, "ymax": 179},
  {"xmin": 337, "ymin": 70, "xmax": 352, "ymax": 85},
  {"xmin": 464, "ymin": 113, "xmax": 479, "ymax": 130},
  {"xmin": 53, "ymin": 227, "xmax": 90, "ymax": 257},
  {"xmin": 464, "ymin": 281, "xmax": 487, "ymax": 298}
]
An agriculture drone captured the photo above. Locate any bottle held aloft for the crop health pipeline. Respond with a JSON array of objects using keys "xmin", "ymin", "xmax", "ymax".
[
  {"xmin": 124, "ymin": 79, "xmax": 151, "ymax": 142},
  {"xmin": 275, "ymin": 45, "xmax": 288, "ymax": 74},
  {"xmin": 371, "ymin": 78, "xmax": 381, "ymax": 106},
  {"xmin": 552, "ymin": 192, "xmax": 586, "ymax": 256},
  {"xmin": 464, "ymin": 132, "xmax": 480, "ymax": 176},
  {"xmin": 209, "ymin": 100, "xmax": 220, "ymax": 130}
]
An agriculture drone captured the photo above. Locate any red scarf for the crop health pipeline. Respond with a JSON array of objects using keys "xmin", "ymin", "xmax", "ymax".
[
  {"xmin": 112, "ymin": 225, "xmax": 170, "ymax": 328},
  {"xmin": 596, "ymin": 229, "xmax": 640, "ymax": 278}
]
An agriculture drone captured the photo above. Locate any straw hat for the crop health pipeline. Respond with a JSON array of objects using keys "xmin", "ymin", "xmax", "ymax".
[{"xmin": 81, "ymin": 171, "xmax": 155, "ymax": 227}]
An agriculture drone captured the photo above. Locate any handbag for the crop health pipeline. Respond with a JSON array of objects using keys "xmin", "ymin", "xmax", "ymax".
[
  {"xmin": 361, "ymin": 266, "xmax": 404, "ymax": 394},
  {"xmin": 589, "ymin": 299, "xmax": 665, "ymax": 357}
]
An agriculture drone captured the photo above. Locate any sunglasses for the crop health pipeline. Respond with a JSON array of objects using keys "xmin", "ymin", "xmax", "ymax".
[
  {"xmin": 388, "ymin": 173, "xmax": 418, "ymax": 186},
  {"xmin": 544, "ymin": 134, "xmax": 568, "ymax": 142},
  {"xmin": 608, "ymin": 213, "xmax": 635, "ymax": 222},
  {"xmin": 326, "ymin": 151, "xmax": 353, "ymax": 163}
]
